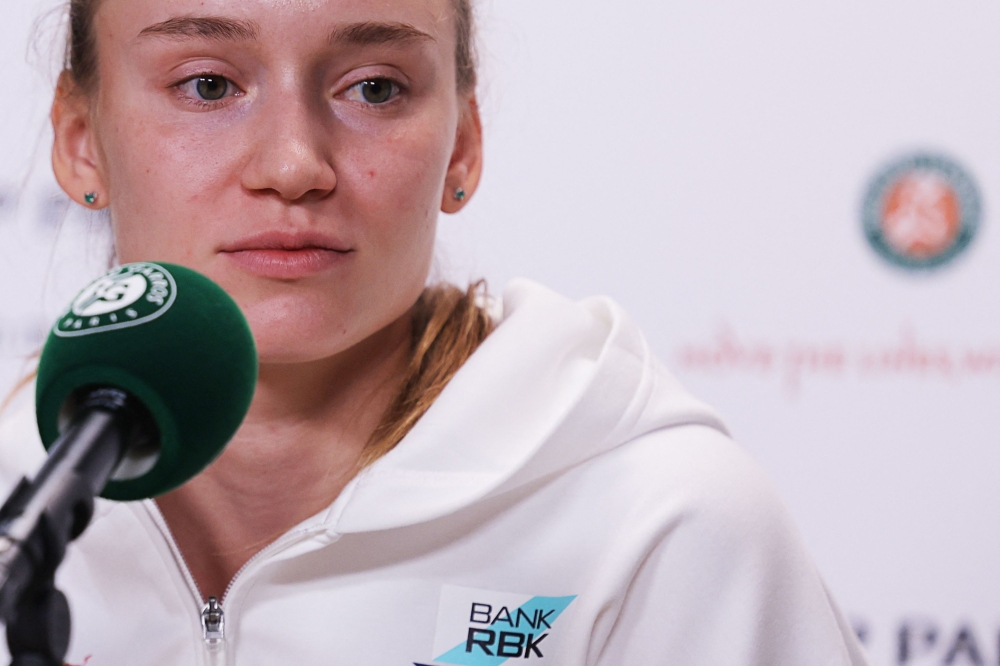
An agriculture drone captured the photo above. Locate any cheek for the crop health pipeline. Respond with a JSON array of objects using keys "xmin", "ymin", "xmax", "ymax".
[
  {"xmin": 337, "ymin": 119, "xmax": 453, "ymax": 248},
  {"xmin": 98, "ymin": 100, "xmax": 245, "ymax": 263}
]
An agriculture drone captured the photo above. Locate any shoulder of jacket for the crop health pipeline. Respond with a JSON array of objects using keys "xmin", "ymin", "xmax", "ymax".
[{"xmin": 587, "ymin": 425, "xmax": 796, "ymax": 542}]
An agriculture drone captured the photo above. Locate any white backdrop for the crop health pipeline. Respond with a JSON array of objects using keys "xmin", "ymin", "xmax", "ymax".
[{"xmin": 3, "ymin": 1, "xmax": 1000, "ymax": 664}]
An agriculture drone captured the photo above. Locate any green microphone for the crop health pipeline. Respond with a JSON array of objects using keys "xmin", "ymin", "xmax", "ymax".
[{"xmin": 35, "ymin": 262, "xmax": 258, "ymax": 500}]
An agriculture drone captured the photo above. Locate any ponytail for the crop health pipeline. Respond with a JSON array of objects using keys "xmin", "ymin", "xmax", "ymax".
[{"xmin": 361, "ymin": 281, "xmax": 494, "ymax": 466}]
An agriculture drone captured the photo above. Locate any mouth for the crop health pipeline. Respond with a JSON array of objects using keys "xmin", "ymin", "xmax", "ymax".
[{"xmin": 220, "ymin": 231, "xmax": 354, "ymax": 280}]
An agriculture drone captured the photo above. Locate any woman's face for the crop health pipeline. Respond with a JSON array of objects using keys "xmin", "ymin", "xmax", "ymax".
[{"xmin": 54, "ymin": 0, "xmax": 481, "ymax": 364}]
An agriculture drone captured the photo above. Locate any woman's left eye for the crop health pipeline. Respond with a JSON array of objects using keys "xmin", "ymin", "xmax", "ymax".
[
  {"xmin": 344, "ymin": 79, "xmax": 400, "ymax": 105},
  {"xmin": 177, "ymin": 75, "xmax": 239, "ymax": 102}
]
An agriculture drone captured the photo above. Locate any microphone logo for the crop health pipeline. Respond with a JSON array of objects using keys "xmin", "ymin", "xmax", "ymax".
[{"xmin": 54, "ymin": 262, "xmax": 177, "ymax": 338}]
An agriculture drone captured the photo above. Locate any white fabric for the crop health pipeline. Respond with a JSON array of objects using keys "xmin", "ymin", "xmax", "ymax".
[{"xmin": 0, "ymin": 280, "xmax": 869, "ymax": 666}]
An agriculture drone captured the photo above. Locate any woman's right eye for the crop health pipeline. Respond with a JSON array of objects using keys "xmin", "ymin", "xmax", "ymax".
[{"xmin": 176, "ymin": 75, "xmax": 239, "ymax": 103}]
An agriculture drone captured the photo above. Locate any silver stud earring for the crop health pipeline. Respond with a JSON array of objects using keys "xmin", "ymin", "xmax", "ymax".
[
  {"xmin": 454, "ymin": 188, "xmax": 466, "ymax": 202},
  {"xmin": 84, "ymin": 192, "xmax": 98, "ymax": 206}
]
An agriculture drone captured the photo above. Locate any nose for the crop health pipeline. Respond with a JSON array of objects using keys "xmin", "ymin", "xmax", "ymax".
[{"xmin": 241, "ymin": 89, "xmax": 337, "ymax": 202}]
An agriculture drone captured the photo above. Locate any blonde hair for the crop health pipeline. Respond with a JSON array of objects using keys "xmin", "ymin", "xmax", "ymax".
[{"xmin": 362, "ymin": 281, "xmax": 493, "ymax": 465}]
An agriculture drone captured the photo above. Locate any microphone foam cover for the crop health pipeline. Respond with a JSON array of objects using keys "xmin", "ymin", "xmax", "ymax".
[{"xmin": 35, "ymin": 262, "xmax": 257, "ymax": 501}]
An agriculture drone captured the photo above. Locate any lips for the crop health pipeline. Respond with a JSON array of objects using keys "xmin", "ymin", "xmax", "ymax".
[{"xmin": 220, "ymin": 231, "xmax": 354, "ymax": 280}]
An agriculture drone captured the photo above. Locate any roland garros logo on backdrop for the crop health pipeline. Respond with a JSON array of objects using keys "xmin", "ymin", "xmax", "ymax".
[
  {"xmin": 54, "ymin": 263, "xmax": 176, "ymax": 337},
  {"xmin": 862, "ymin": 152, "xmax": 982, "ymax": 270}
]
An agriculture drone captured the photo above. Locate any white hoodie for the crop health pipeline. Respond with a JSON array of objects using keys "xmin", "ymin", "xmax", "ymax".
[{"xmin": 0, "ymin": 279, "xmax": 869, "ymax": 666}]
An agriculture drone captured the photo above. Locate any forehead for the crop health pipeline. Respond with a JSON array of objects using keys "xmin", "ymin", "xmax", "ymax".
[{"xmin": 95, "ymin": 0, "xmax": 455, "ymax": 46}]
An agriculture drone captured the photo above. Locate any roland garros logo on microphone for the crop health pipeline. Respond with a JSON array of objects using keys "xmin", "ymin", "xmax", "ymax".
[
  {"xmin": 54, "ymin": 263, "xmax": 177, "ymax": 337},
  {"xmin": 862, "ymin": 152, "xmax": 982, "ymax": 270}
]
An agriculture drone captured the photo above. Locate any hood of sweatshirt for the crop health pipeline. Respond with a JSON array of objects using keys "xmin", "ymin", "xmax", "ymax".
[{"xmin": 332, "ymin": 279, "xmax": 728, "ymax": 534}]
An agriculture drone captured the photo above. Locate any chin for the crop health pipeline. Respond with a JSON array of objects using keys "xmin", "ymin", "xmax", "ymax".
[
  {"xmin": 250, "ymin": 323, "xmax": 355, "ymax": 366},
  {"xmin": 233, "ymin": 280, "xmax": 420, "ymax": 367}
]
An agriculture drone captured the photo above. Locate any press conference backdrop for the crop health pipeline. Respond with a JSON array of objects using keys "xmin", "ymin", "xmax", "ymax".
[{"xmin": 3, "ymin": 1, "xmax": 998, "ymax": 664}]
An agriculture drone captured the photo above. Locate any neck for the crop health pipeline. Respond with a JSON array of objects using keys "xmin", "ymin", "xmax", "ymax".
[{"xmin": 155, "ymin": 312, "xmax": 412, "ymax": 600}]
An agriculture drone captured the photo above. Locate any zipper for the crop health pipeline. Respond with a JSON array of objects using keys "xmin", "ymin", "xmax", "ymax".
[
  {"xmin": 143, "ymin": 500, "xmax": 331, "ymax": 664},
  {"xmin": 201, "ymin": 596, "xmax": 226, "ymax": 664},
  {"xmin": 202, "ymin": 596, "xmax": 224, "ymax": 644},
  {"xmin": 203, "ymin": 529, "xmax": 323, "ymax": 662}
]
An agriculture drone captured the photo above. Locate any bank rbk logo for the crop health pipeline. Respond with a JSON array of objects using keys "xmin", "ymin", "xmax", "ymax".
[{"xmin": 429, "ymin": 586, "xmax": 576, "ymax": 666}]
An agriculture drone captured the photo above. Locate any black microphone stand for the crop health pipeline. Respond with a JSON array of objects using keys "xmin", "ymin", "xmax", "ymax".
[{"xmin": 0, "ymin": 388, "xmax": 151, "ymax": 666}]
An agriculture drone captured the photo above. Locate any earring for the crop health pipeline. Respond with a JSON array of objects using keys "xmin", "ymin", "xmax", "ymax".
[
  {"xmin": 84, "ymin": 192, "xmax": 98, "ymax": 206},
  {"xmin": 454, "ymin": 188, "xmax": 467, "ymax": 202}
]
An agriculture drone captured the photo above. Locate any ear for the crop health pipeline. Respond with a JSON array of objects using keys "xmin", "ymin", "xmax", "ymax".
[
  {"xmin": 441, "ymin": 95, "xmax": 484, "ymax": 214},
  {"xmin": 51, "ymin": 73, "xmax": 107, "ymax": 209}
]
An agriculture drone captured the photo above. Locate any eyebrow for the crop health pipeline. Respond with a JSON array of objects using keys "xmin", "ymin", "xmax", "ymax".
[
  {"xmin": 328, "ymin": 21, "xmax": 435, "ymax": 46},
  {"xmin": 138, "ymin": 16, "xmax": 261, "ymax": 41}
]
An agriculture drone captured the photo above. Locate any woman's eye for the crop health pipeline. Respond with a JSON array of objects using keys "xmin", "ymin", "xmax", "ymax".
[
  {"xmin": 345, "ymin": 79, "xmax": 400, "ymax": 105},
  {"xmin": 178, "ymin": 75, "xmax": 237, "ymax": 102}
]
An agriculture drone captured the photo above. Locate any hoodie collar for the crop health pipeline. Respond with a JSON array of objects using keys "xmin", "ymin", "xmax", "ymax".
[{"xmin": 333, "ymin": 279, "xmax": 727, "ymax": 534}]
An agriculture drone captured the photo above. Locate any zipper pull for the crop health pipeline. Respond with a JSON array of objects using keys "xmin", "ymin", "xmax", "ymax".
[{"xmin": 201, "ymin": 596, "xmax": 225, "ymax": 647}]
